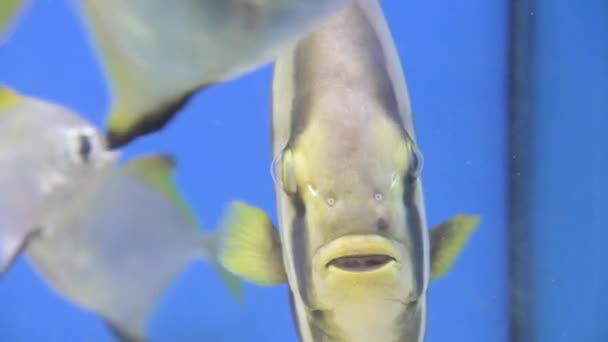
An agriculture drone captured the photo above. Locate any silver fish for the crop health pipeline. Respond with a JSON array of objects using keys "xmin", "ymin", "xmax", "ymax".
[
  {"xmin": 218, "ymin": 1, "xmax": 479, "ymax": 341},
  {"xmin": 27, "ymin": 154, "xmax": 241, "ymax": 342},
  {"xmin": 0, "ymin": 87, "xmax": 240, "ymax": 342},
  {"xmin": 76, "ymin": 0, "xmax": 349, "ymax": 148}
]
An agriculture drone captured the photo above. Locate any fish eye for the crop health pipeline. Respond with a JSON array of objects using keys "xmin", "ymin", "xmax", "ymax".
[
  {"xmin": 272, "ymin": 148, "xmax": 297, "ymax": 195},
  {"xmin": 65, "ymin": 127, "xmax": 99, "ymax": 165},
  {"xmin": 78, "ymin": 134, "xmax": 93, "ymax": 163},
  {"xmin": 408, "ymin": 141, "xmax": 424, "ymax": 179}
]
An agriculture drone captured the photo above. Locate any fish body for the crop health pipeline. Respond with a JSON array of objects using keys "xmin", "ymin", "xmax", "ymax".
[
  {"xmin": 26, "ymin": 155, "xmax": 232, "ymax": 342},
  {"xmin": 219, "ymin": 1, "xmax": 480, "ymax": 341},
  {"xmin": 270, "ymin": 2, "xmax": 427, "ymax": 340},
  {"xmin": 77, "ymin": 0, "xmax": 349, "ymax": 147},
  {"xmin": 0, "ymin": 87, "xmax": 240, "ymax": 342}
]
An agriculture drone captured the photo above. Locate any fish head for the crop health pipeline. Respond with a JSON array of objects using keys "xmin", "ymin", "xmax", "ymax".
[
  {"xmin": 32, "ymin": 104, "xmax": 117, "ymax": 205},
  {"xmin": 0, "ymin": 88, "xmax": 118, "ymax": 214},
  {"xmin": 276, "ymin": 121, "xmax": 425, "ymax": 311}
]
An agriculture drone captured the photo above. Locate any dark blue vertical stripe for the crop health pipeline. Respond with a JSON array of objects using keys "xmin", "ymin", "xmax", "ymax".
[{"xmin": 509, "ymin": 0, "xmax": 608, "ymax": 340}]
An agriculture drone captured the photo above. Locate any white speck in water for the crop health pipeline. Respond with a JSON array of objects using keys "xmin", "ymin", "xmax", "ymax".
[
  {"xmin": 327, "ymin": 197, "xmax": 335, "ymax": 206},
  {"xmin": 374, "ymin": 193, "xmax": 383, "ymax": 201}
]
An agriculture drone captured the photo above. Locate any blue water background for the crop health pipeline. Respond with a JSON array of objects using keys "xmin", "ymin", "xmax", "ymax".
[{"xmin": 0, "ymin": 1, "xmax": 508, "ymax": 341}]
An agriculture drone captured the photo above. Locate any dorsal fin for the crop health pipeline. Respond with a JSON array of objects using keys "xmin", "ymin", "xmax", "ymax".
[
  {"xmin": 0, "ymin": 86, "xmax": 23, "ymax": 111},
  {"xmin": 0, "ymin": 0, "xmax": 28, "ymax": 44},
  {"xmin": 123, "ymin": 154, "xmax": 194, "ymax": 221}
]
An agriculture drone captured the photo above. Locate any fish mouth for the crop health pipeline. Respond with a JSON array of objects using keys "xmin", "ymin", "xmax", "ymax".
[
  {"xmin": 316, "ymin": 235, "xmax": 400, "ymax": 274},
  {"xmin": 327, "ymin": 254, "xmax": 396, "ymax": 272}
]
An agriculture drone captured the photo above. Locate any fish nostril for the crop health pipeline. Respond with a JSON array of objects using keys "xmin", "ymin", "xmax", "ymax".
[{"xmin": 376, "ymin": 218, "xmax": 389, "ymax": 231}]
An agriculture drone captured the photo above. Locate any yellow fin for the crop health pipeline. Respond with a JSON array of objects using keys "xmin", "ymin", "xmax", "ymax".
[
  {"xmin": 123, "ymin": 154, "xmax": 192, "ymax": 218},
  {"xmin": 430, "ymin": 214, "xmax": 480, "ymax": 281},
  {"xmin": 0, "ymin": 86, "xmax": 23, "ymax": 111},
  {"xmin": 218, "ymin": 201, "xmax": 286, "ymax": 286}
]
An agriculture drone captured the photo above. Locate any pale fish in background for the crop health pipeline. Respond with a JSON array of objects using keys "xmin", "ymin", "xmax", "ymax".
[
  {"xmin": 76, "ymin": 0, "xmax": 350, "ymax": 148},
  {"xmin": 0, "ymin": 87, "xmax": 241, "ymax": 342},
  {"xmin": 0, "ymin": 86, "xmax": 116, "ymax": 275},
  {"xmin": 218, "ymin": 1, "xmax": 480, "ymax": 341},
  {"xmin": 0, "ymin": 0, "xmax": 28, "ymax": 44},
  {"xmin": 27, "ymin": 154, "xmax": 241, "ymax": 342}
]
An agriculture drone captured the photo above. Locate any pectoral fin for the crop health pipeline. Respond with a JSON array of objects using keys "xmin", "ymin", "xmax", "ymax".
[
  {"xmin": 123, "ymin": 154, "xmax": 194, "ymax": 221},
  {"xmin": 429, "ymin": 214, "xmax": 480, "ymax": 281},
  {"xmin": 218, "ymin": 201, "xmax": 287, "ymax": 286}
]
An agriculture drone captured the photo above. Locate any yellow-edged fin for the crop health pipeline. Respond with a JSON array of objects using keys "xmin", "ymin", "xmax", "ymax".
[
  {"xmin": 429, "ymin": 214, "xmax": 481, "ymax": 281},
  {"xmin": 218, "ymin": 201, "xmax": 287, "ymax": 286},
  {"xmin": 123, "ymin": 154, "xmax": 193, "ymax": 221},
  {"xmin": 76, "ymin": 1, "xmax": 141, "ymax": 138},
  {"xmin": 213, "ymin": 263, "xmax": 245, "ymax": 302},
  {"xmin": 0, "ymin": 0, "xmax": 27, "ymax": 42},
  {"xmin": 0, "ymin": 86, "xmax": 24, "ymax": 110},
  {"xmin": 78, "ymin": 0, "xmax": 159, "ymax": 148},
  {"xmin": 123, "ymin": 154, "xmax": 244, "ymax": 300}
]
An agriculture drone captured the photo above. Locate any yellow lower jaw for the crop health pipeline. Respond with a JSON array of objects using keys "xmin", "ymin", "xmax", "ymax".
[{"xmin": 310, "ymin": 236, "xmax": 412, "ymax": 311}]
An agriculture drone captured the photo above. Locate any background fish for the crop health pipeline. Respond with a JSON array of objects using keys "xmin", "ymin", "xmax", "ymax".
[
  {"xmin": 219, "ymin": 1, "xmax": 480, "ymax": 341},
  {"xmin": 76, "ymin": 0, "xmax": 349, "ymax": 148},
  {"xmin": 27, "ymin": 154, "xmax": 241, "ymax": 342},
  {"xmin": 0, "ymin": 87, "xmax": 241, "ymax": 342}
]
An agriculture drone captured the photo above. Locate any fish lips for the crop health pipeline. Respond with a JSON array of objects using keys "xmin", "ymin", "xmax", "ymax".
[
  {"xmin": 315, "ymin": 235, "xmax": 402, "ymax": 275},
  {"xmin": 310, "ymin": 235, "xmax": 410, "ymax": 309}
]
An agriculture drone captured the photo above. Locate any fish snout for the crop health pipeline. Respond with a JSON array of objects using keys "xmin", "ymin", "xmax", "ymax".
[{"xmin": 310, "ymin": 235, "xmax": 412, "ymax": 310}]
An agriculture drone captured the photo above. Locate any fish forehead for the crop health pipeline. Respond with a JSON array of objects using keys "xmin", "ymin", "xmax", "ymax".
[
  {"xmin": 1, "ymin": 95, "xmax": 92, "ymax": 130},
  {"xmin": 0, "ymin": 98, "xmax": 84, "ymax": 200},
  {"xmin": 0, "ymin": 94, "xmax": 107, "ymax": 179}
]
